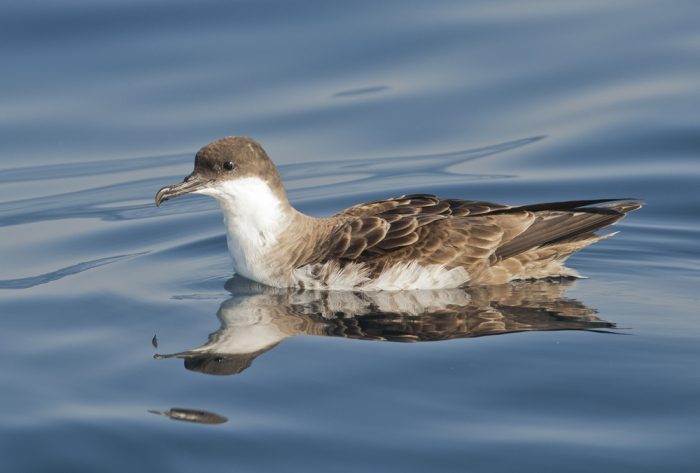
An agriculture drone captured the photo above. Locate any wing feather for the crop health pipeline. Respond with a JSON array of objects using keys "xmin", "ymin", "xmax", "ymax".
[
  {"xmin": 493, "ymin": 202, "xmax": 641, "ymax": 261},
  {"xmin": 300, "ymin": 196, "xmax": 642, "ymax": 276}
]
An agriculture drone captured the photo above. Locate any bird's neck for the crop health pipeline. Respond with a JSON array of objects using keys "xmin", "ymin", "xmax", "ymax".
[
  {"xmin": 215, "ymin": 177, "xmax": 294, "ymax": 233},
  {"xmin": 197, "ymin": 177, "xmax": 318, "ymax": 284}
]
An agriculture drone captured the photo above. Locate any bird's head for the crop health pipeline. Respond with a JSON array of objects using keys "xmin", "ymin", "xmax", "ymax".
[{"xmin": 155, "ymin": 136, "xmax": 285, "ymax": 207}]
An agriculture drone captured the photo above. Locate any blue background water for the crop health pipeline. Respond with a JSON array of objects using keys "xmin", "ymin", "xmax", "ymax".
[{"xmin": 1, "ymin": 0, "xmax": 699, "ymax": 471}]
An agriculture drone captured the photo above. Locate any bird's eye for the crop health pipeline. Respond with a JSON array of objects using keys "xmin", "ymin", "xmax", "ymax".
[{"xmin": 223, "ymin": 161, "xmax": 235, "ymax": 171}]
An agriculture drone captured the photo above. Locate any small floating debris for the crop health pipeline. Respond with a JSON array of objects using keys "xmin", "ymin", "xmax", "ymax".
[
  {"xmin": 151, "ymin": 334, "xmax": 158, "ymax": 348},
  {"xmin": 148, "ymin": 407, "xmax": 228, "ymax": 425}
]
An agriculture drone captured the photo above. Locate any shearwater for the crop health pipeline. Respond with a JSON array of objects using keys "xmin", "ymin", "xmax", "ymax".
[{"xmin": 155, "ymin": 136, "xmax": 641, "ymax": 291}]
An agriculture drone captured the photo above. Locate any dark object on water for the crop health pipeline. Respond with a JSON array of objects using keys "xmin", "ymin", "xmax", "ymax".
[
  {"xmin": 151, "ymin": 334, "xmax": 158, "ymax": 348},
  {"xmin": 148, "ymin": 407, "xmax": 228, "ymax": 425}
]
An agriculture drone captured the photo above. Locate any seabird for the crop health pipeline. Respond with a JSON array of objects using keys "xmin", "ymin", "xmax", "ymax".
[{"xmin": 155, "ymin": 136, "xmax": 641, "ymax": 290}]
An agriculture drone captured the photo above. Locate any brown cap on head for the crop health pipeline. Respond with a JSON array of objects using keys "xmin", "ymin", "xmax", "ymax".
[
  {"xmin": 193, "ymin": 136, "xmax": 282, "ymax": 185},
  {"xmin": 155, "ymin": 136, "xmax": 286, "ymax": 206}
]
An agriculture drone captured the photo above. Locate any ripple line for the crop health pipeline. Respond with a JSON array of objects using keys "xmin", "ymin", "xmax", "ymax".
[{"xmin": 0, "ymin": 251, "xmax": 148, "ymax": 289}]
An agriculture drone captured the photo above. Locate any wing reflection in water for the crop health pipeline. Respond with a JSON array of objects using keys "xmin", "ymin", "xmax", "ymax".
[{"xmin": 156, "ymin": 279, "xmax": 614, "ymax": 376}]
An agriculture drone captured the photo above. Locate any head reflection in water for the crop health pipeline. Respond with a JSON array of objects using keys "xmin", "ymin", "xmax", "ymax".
[{"xmin": 155, "ymin": 278, "xmax": 614, "ymax": 376}]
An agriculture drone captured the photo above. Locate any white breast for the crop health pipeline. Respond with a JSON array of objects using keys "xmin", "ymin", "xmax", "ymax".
[{"xmin": 195, "ymin": 177, "xmax": 290, "ymax": 285}]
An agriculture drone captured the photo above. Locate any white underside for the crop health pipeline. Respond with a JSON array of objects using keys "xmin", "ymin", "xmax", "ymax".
[
  {"xmin": 291, "ymin": 261, "xmax": 471, "ymax": 291},
  {"xmin": 195, "ymin": 177, "xmax": 290, "ymax": 284}
]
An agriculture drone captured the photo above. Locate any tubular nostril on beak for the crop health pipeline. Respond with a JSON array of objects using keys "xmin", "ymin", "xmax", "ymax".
[{"xmin": 155, "ymin": 172, "xmax": 208, "ymax": 207}]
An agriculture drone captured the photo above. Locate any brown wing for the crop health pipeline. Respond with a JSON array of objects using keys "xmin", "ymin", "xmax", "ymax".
[
  {"xmin": 490, "ymin": 200, "xmax": 642, "ymax": 262},
  {"xmin": 309, "ymin": 195, "xmax": 525, "ymax": 270},
  {"xmin": 303, "ymin": 196, "xmax": 642, "ymax": 273},
  {"xmin": 335, "ymin": 194, "xmax": 509, "ymax": 218}
]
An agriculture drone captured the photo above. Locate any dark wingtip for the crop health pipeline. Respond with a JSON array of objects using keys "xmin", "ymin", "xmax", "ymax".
[
  {"xmin": 505, "ymin": 198, "xmax": 644, "ymax": 214},
  {"xmin": 603, "ymin": 200, "xmax": 644, "ymax": 214}
]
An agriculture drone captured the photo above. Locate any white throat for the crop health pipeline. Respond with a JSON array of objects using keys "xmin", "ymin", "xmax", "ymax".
[{"xmin": 196, "ymin": 177, "xmax": 291, "ymax": 283}]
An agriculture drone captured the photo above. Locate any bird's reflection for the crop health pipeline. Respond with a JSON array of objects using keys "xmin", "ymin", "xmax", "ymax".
[{"xmin": 156, "ymin": 278, "xmax": 613, "ymax": 376}]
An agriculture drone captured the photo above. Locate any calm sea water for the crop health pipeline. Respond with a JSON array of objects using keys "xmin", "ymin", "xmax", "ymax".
[{"xmin": 1, "ymin": 1, "xmax": 699, "ymax": 471}]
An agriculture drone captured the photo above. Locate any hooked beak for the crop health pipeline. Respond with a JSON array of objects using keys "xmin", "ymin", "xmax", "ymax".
[{"xmin": 155, "ymin": 173, "xmax": 209, "ymax": 207}]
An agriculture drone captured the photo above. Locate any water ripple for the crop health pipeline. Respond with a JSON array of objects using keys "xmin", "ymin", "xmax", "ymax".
[
  {"xmin": 0, "ymin": 135, "xmax": 542, "ymax": 228},
  {"xmin": 332, "ymin": 85, "xmax": 390, "ymax": 98},
  {"xmin": 0, "ymin": 251, "xmax": 148, "ymax": 289}
]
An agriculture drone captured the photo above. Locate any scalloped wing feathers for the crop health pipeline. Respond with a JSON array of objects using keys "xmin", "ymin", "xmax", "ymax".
[{"xmin": 301, "ymin": 195, "xmax": 641, "ymax": 283}]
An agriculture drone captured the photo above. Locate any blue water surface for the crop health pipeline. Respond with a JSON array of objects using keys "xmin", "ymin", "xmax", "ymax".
[{"xmin": 1, "ymin": 1, "xmax": 699, "ymax": 472}]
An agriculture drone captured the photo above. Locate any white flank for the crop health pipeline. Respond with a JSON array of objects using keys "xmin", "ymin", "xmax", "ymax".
[
  {"xmin": 195, "ymin": 178, "xmax": 289, "ymax": 285},
  {"xmin": 293, "ymin": 261, "xmax": 471, "ymax": 291}
]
